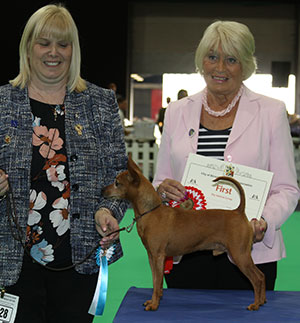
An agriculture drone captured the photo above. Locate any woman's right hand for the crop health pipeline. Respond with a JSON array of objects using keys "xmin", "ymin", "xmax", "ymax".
[
  {"xmin": 0, "ymin": 169, "xmax": 9, "ymax": 198},
  {"xmin": 156, "ymin": 178, "xmax": 187, "ymax": 202}
]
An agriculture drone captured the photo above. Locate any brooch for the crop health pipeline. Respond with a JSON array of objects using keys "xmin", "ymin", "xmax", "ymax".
[
  {"xmin": 4, "ymin": 135, "xmax": 11, "ymax": 144},
  {"xmin": 188, "ymin": 128, "xmax": 195, "ymax": 138},
  {"xmin": 75, "ymin": 124, "xmax": 83, "ymax": 136}
]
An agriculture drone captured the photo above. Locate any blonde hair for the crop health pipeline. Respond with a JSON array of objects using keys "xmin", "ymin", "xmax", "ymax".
[
  {"xmin": 10, "ymin": 4, "xmax": 87, "ymax": 92},
  {"xmin": 195, "ymin": 20, "xmax": 257, "ymax": 80}
]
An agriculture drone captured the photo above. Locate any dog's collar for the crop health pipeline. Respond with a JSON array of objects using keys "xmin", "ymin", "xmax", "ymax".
[
  {"xmin": 104, "ymin": 203, "xmax": 162, "ymax": 238},
  {"xmin": 136, "ymin": 203, "xmax": 162, "ymax": 221}
]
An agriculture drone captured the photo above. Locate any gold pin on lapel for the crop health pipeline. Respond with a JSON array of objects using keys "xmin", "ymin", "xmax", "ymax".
[
  {"xmin": 4, "ymin": 135, "xmax": 11, "ymax": 144},
  {"xmin": 75, "ymin": 124, "xmax": 83, "ymax": 136}
]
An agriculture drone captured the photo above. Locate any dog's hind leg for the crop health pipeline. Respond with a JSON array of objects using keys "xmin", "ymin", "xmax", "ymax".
[
  {"xmin": 244, "ymin": 263, "xmax": 265, "ymax": 310},
  {"xmin": 230, "ymin": 250, "xmax": 265, "ymax": 310},
  {"xmin": 144, "ymin": 252, "xmax": 165, "ymax": 311},
  {"xmin": 253, "ymin": 264, "xmax": 266, "ymax": 306}
]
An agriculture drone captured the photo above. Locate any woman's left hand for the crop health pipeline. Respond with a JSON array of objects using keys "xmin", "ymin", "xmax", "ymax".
[
  {"xmin": 95, "ymin": 208, "xmax": 120, "ymax": 249},
  {"xmin": 251, "ymin": 218, "xmax": 268, "ymax": 243}
]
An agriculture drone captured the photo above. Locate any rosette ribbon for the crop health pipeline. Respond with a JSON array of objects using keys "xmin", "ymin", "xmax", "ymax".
[
  {"xmin": 88, "ymin": 249, "xmax": 108, "ymax": 316},
  {"xmin": 164, "ymin": 186, "xmax": 207, "ymax": 274},
  {"xmin": 168, "ymin": 186, "xmax": 207, "ymax": 210}
]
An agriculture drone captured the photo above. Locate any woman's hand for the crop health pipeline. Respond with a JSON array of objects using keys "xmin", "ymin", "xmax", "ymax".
[
  {"xmin": 95, "ymin": 208, "xmax": 120, "ymax": 249},
  {"xmin": 156, "ymin": 178, "xmax": 187, "ymax": 202},
  {"xmin": 0, "ymin": 170, "xmax": 9, "ymax": 198},
  {"xmin": 251, "ymin": 218, "xmax": 268, "ymax": 243}
]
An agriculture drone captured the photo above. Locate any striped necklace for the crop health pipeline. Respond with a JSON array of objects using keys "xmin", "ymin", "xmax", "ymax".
[{"xmin": 203, "ymin": 85, "xmax": 243, "ymax": 117}]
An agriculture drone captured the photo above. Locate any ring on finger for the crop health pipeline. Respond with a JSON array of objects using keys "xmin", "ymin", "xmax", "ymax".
[{"xmin": 161, "ymin": 191, "xmax": 167, "ymax": 199}]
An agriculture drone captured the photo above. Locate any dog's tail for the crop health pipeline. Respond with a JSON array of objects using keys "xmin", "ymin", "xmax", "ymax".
[{"xmin": 213, "ymin": 176, "xmax": 246, "ymax": 214}]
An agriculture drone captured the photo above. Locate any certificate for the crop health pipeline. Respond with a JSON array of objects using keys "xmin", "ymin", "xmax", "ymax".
[{"xmin": 181, "ymin": 154, "xmax": 273, "ymax": 220}]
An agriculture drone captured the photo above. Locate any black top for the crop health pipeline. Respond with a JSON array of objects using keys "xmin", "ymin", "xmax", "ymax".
[
  {"xmin": 197, "ymin": 124, "xmax": 231, "ymax": 160},
  {"xmin": 26, "ymin": 98, "xmax": 72, "ymax": 267}
]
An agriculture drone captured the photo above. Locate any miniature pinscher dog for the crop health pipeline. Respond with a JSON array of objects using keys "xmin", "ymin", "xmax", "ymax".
[{"xmin": 102, "ymin": 157, "xmax": 266, "ymax": 311}]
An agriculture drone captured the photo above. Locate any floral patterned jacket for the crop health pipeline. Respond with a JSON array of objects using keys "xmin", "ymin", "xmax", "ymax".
[{"xmin": 0, "ymin": 82, "xmax": 129, "ymax": 287}]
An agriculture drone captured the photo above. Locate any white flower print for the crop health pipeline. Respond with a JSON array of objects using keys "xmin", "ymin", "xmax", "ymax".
[
  {"xmin": 49, "ymin": 197, "xmax": 70, "ymax": 236},
  {"xmin": 28, "ymin": 190, "xmax": 47, "ymax": 226},
  {"xmin": 46, "ymin": 165, "xmax": 66, "ymax": 191}
]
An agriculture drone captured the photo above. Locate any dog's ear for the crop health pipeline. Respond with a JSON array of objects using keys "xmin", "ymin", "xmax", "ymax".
[
  {"xmin": 127, "ymin": 155, "xmax": 141, "ymax": 186},
  {"xmin": 127, "ymin": 155, "xmax": 141, "ymax": 172}
]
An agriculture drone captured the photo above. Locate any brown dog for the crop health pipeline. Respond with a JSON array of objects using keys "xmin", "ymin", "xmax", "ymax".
[{"xmin": 102, "ymin": 157, "xmax": 266, "ymax": 311}]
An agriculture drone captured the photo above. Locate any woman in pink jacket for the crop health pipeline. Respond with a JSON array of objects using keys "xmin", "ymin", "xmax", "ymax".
[{"xmin": 153, "ymin": 20, "xmax": 300, "ymax": 290}]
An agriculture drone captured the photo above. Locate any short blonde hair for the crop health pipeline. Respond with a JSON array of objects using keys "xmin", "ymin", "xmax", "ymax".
[
  {"xmin": 195, "ymin": 20, "xmax": 257, "ymax": 80},
  {"xmin": 10, "ymin": 4, "xmax": 86, "ymax": 92}
]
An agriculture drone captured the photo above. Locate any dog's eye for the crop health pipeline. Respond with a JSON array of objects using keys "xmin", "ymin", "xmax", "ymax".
[{"xmin": 114, "ymin": 180, "xmax": 119, "ymax": 187}]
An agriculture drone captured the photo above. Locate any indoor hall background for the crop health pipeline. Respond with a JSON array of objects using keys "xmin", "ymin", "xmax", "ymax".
[{"xmin": 129, "ymin": 0, "xmax": 300, "ymax": 120}]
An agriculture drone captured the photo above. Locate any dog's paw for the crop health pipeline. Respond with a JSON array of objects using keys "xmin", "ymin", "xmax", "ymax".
[
  {"xmin": 143, "ymin": 300, "xmax": 159, "ymax": 311},
  {"xmin": 247, "ymin": 303, "xmax": 260, "ymax": 311}
]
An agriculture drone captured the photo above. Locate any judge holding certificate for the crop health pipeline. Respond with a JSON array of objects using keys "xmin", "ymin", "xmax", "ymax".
[{"xmin": 153, "ymin": 21, "xmax": 300, "ymax": 290}]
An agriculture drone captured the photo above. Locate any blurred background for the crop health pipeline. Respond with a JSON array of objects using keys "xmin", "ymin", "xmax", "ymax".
[{"xmin": 2, "ymin": 0, "xmax": 300, "ymax": 181}]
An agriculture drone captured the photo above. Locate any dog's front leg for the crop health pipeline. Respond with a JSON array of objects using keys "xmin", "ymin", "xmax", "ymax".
[
  {"xmin": 144, "ymin": 253, "xmax": 165, "ymax": 311},
  {"xmin": 147, "ymin": 251, "xmax": 163, "ymax": 297}
]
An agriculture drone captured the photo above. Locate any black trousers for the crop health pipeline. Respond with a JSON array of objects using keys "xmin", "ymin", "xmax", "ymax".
[
  {"xmin": 165, "ymin": 251, "xmax": 277, "ymax": 290},
  {"xmin": 6, "ymin": 254, "xmax": 98, "ymax": 323}
]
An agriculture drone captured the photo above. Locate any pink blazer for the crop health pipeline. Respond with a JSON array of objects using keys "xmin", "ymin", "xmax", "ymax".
[{"xmin": 153, "ymin": 85, "xmax": 300, "ymax": 264}]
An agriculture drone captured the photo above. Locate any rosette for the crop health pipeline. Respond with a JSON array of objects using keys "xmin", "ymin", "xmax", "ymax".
[
  {"xmin": 165, "ymin": 186, "xmax": 207, "ymax": 274},
  {"xmin": 88, "ymin": 244, "xmax": 116, "ymax": 316},
  {"xmin": 168, "ymin": 186, "xmax": 207, "ymax": 210}
]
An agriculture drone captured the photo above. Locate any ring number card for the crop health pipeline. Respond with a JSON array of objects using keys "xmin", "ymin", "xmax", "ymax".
[
  {"xmin": 0, "ymin": 293, "xmax": 19, "ymax": 323},
  {"xmin": 181, "ymin": 154, "xmax": 273, "ymax": 220}
]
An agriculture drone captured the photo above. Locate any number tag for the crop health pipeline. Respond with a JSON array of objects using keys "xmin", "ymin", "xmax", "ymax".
[{"xmin": 0, "ymin": 293, "xmax": 19, "ymax": 323}]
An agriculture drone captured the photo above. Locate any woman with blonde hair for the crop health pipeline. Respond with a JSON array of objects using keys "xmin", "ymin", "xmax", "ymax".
[
  {"xmin": 0, "ymin": 4, "xmax": 128, "ymax": 322},
  {"xmin": 153, "ymin": 20, "xmax": 299, "ymax": 291}
]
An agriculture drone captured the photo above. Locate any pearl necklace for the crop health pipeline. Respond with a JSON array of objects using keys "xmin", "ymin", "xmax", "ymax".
[{"xmin": 203, "ymin": 85, "xmax": 244, "ymax": 117}]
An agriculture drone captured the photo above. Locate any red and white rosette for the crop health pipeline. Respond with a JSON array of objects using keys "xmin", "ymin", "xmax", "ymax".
[
  {"xmin": 168, "ymin": 186, "xmax": 207, "ymax": 210},
  {"xmin": 164, "ymin": 186, "xmax": 207, "ymax": 274}
]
